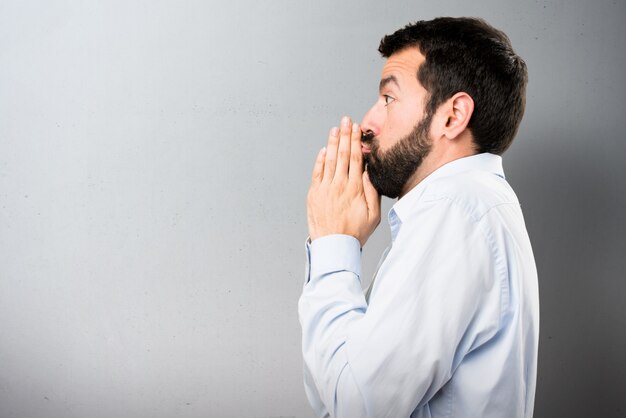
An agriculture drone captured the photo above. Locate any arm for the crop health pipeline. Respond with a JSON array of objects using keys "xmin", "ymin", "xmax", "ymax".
[
  {"xmin": 299, "ymin": 234, "xmax": 367, "ymax": 416},
  {"xmin": 301, "ymin": 116, "xmax": 379, "ymax": 416}
]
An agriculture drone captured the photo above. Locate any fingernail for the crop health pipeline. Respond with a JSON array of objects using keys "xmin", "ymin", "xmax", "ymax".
[
  {"xmin": 341, "ymin": 116, "xmax": 350, "ymax": 127},
  {"xmin": 352, "ymin": 123, "xmax": 359, "ymax": 132},
  {"xmin": 330, "ymin": 127, "xmax": 339, "ymax": 136}
]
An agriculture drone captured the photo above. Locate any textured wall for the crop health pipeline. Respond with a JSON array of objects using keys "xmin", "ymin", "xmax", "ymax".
[{"xmin": 1, "ymin": 0, "xmax": 624, "ymax": 417}]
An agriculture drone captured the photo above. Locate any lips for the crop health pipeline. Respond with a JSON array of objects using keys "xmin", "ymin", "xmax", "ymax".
[{"xmin": 361, "ymin": 144, "xmax": 371, "ymax": 154}]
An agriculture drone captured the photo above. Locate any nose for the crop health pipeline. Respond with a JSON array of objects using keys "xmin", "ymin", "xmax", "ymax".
[{"xmin": 360, "ymin": 102, "xmax": 383, "ymax": 138}]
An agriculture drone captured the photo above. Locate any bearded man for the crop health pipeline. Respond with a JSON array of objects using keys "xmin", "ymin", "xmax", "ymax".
[{"xmin": 299, "ymin": 17, "xmax": 539, "ymax": 418}]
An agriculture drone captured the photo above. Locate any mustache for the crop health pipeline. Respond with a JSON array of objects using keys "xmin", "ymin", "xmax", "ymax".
[{"xmin": 361, "ymin": 130, "xmax": 375, "ymax": 144}]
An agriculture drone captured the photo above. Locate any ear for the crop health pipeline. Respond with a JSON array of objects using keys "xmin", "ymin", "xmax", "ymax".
[{"xmin": 440, "ymin": 92, "xmax": 474, "ymax": 141}]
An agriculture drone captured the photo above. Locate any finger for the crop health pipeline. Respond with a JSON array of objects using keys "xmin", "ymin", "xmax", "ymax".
[
  {"xmin": 334, "ymin": 116, "xmax": 352, "ymax": 182},
  {"xmin": 323, "ymin": 126, "xmax": 340, "ymax": 181},
  {"xmin": 311, "ymin": 147, "xmax": 326, "ymax": 186},
  {"xmin": 363, "ymin": 170, "xmax": 381, "ymax": 220},
  {"xmin": 348, "ymin": 122, "xmax": 364, "ymax": 181}
]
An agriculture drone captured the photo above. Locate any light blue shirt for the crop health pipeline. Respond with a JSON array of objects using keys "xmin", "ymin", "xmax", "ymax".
[{"xmin": 299, "ymin": 153, "xmax": 539, "ymax": 418}]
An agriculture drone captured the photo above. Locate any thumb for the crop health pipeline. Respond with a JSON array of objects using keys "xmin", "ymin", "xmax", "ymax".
[{"xmin": 363, "ymin": 171, "xmax": 381, "ymax": 219}]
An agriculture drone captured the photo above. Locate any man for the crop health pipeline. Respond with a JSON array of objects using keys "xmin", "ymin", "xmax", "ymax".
[{"xmin": 299, "ymin": 17, "xmax": 539, "ymax": 418}]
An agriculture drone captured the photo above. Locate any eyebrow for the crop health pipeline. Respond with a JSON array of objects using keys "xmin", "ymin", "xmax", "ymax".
[{"xmin": 379, "ymin": 75, "xmax": 400, "ymax": 92}]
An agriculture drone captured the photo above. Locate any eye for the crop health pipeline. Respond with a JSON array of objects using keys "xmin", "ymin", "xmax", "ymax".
[{"xmin": 383, "ymin": 94, "xmax": 395, "ymax": 106}]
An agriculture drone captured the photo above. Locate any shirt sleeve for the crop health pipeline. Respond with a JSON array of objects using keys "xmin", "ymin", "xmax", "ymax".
[{"xmin": 298, "ymin": 198, "xmax": 504, "ymax": 417}]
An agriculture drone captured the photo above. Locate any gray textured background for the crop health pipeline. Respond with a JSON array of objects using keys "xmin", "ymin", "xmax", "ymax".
[{"xmin": 1, "ymin": 1, "xmax": 624, "ymax": 417}]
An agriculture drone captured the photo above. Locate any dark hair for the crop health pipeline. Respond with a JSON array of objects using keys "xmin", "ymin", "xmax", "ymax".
[{"xmin": 378, "ymin": 17, "xmax": 528, "ymax": 155}]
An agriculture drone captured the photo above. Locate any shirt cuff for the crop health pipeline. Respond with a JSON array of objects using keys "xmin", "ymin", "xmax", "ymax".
[{"xmin": 307, "ymin": 234, "xmax": 362, "ymax": 282}]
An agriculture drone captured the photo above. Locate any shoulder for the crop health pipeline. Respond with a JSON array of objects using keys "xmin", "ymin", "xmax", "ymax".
[{"xmin": 420, "ymin": 169, "xmax": 520, "ymax": 223}]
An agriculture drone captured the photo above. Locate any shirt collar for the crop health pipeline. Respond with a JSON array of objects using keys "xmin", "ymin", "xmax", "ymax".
[{"xmin": 389, "ymin": 153, "xmax": 505, "ymax": 227}]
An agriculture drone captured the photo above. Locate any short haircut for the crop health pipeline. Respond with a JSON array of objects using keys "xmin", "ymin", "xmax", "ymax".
[{"xmin": 379, "ymin": 17, "xmax": 528, "ymax": 155}]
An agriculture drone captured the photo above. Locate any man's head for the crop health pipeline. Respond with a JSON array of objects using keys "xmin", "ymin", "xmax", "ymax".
[{"xmin": 361, "ymin": 17, "xmax": 528, "ymax": 198}]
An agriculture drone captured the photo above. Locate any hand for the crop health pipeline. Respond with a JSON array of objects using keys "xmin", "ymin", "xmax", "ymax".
[{"xmin": 307, "ymin": 116, "xmax": 381, "ymax": 247}]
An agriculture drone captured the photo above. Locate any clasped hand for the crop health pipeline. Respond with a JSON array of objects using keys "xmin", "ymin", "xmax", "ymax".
[{"xmin": 307, "ymin": 116, "xmax": 381, "ymax": 248}]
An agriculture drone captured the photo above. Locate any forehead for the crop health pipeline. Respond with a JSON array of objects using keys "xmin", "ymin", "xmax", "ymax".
[{"xmin": 381, "ymin": 47, "xmax": 425, "ymax": 86}]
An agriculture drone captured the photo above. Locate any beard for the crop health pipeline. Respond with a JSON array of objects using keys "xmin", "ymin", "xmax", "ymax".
[{"xmin": 363, "ymin": 113, "xmax": 433, "ymax": 199}]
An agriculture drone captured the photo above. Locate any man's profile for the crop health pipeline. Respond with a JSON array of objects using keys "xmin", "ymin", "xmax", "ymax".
[{"xmin": 299, "ymin": 17, "xmax": 539, "ymax": 417}]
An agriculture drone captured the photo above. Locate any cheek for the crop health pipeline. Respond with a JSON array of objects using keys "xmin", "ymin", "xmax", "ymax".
[
  {"xmin": 378, "ymin": 116, "xmax": 405, "ymax": 151},
  {"xmin": 373, "ymin": 135, "xmax": 391, "ymax": 154},
  {"xmin": 384, "ymin": 107, "xmax": 422, "ymax": 143}
]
